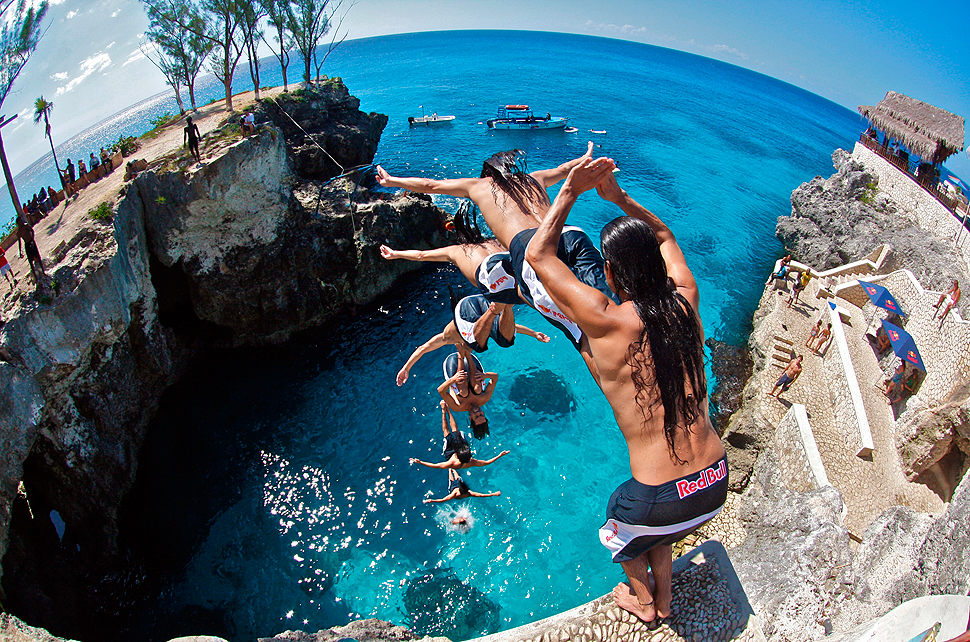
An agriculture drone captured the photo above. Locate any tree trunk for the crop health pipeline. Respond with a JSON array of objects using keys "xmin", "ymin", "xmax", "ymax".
[
  {"xmin": 44, "ymin": 119, "xmax": 61, "ymax": 175},
  {"xmin": 224, "ymin": 75, "xmax": 233, "ymax": 111},
  {"xmin": 188, "ymin": 80, "xmax": 197, "ymax": 111}
]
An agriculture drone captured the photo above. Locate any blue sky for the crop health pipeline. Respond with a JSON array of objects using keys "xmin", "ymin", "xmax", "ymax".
[{"xmin": 3, "ymin": 0, "xmax": 968, "ymax": 178}]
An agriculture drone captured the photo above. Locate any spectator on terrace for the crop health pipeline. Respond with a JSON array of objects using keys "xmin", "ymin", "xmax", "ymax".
[
  {"xmin": 805, "ymin": 319, "xmax": 821, "ymax": 348},
  {"xmin": 812, "ymin": 323, "xmax": 832, "ymax": 354},
  {"xmin": 17, "ymin": 217, "xmax": 46, "ymax": 287},
  {"xmin": 184, "ymin": 116, "xmax": 202, "ymax": 163},
  {"xmin": 89, "ymin": 152, "xmax": 100, "ymax": 174},
  {"xmin": 0, "ymin": 245, "xmax": 17, "ymax": 290},
  {"xmin": 933, "ymin": 280, "xmax": 961, "ymax": 324},
  {"xmin": 77, "ymin": 159, "xmax": 87, "ymax": 179},
  {"xmin": 64, "ymin": 159, "xmax": 76, "ymax": 185},
  {"xmin": 882, "ymin": 362, "xmax": 905, "ymax": 399},
  {"xmin": 768, "ymin": 355, "xmax": 803, "ymax": 400}
]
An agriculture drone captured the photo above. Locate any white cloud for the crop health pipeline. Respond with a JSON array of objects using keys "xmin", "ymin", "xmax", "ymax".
[
  {"xmin": 111, "ymin": 10, "xmax": 120, "ymax": 17},
  {"xmin": 585, "ymin": 20, "xmax": 649, "ymax": 37},
  {"xmin": 709, "ymin": 44, "xmax": 749, "ymax": 60},
  {"xmin": 106, "ymin": 41, "xmax": 115, "ymax": 49},
  {"xmin": 51, "ymin": 71, "xmax": 68, "ymax": 81},
  {"xmin": 65, "ymin": 10, "xmax": 77, "ymax": 19},
  {"xmin": 123, "ymin": 47, "xmax": 147, "ymax": 66},
  {"xmin": 54, "ymin": 52, "xmax": 112, "ymax": 95},
  {"xmin": 49, "ymin": 0, "xmax": 68, "ymax": 4}
]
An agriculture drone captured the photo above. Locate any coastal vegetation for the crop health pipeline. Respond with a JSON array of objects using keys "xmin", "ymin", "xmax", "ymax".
[
  {"xmin": 139, "ymin": 0, "xmax": 353, "ymax": 113},
  {"xmin": 110, "ymin": 134, "xmax": 140, "ymax": 156},
  {"xmin": 87, "ymin": 201, "xmax": 112, "ymax": 221}
]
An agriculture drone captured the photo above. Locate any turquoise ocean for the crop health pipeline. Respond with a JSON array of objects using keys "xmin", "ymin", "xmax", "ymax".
[{"xmin": 54, "ymin": 31, "xmax": 869, "ymax": 641}]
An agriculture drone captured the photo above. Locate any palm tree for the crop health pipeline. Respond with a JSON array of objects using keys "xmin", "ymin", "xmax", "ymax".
[{"xmin": 33, "ymin": 95, "xmax": 61, "ymax": 177}]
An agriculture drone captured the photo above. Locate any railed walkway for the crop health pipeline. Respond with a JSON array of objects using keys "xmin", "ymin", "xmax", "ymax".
[{"xmin": 756, "ymin": 277, "xmax": 942, "ymax": 539}]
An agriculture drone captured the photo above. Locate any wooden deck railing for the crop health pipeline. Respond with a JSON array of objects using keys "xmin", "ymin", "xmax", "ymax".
[{"xmin": 858, "ymin": 134, "xmax": 966, "ymax": 216}]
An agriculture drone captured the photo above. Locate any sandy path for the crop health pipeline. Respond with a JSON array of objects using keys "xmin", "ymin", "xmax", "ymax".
[{"xmin": 1, "ymin": 85, "xmax": 289, "ymax": 319}]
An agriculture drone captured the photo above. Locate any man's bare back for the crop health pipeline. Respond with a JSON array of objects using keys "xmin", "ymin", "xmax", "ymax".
[{"xmin": 375, "ymin": 142, "xmax": 594, "ymax": 247}]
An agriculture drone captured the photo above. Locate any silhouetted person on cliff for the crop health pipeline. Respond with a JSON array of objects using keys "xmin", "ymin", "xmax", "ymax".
[
  {"xmin": 17, "ymin": 217, "xmax": 46, "ymax": 287},
  {"xmin": 525, "ymin": 160, "xmax": 727, "ymax": 624},
  {"xmin": 184, "ymin": 116, "xmax": 201, "ymax": 163}
]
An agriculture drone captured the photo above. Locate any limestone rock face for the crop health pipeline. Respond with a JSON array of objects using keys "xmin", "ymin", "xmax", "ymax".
[
  {"xmin": 255, "ymin": 79, "xmax": 388, "ymax": 181},
  {"xmin": 0, "ymin": 87, "xmax": 447, "ymax": 638},
  {"xmin": 831, "ymin": 468, "xmax": 970, "ymax": 632},
  {"xmin": 777, "ymin": 149, "xmax": 967, "ymax": 290},
  {"xmin": 258, "ymin": 618, "xmax": 450, "ymax": 642},
  {"xmin": 729, "ymin": 447, "xmax": 854, "ymax": 642}
]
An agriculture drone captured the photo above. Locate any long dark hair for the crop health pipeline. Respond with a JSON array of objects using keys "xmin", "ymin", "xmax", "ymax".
[
  {"xmin": 600, "ymin": 217, "xmax": 705, "ymax": 464},
  {"xmin": 453, "ymin": 200, "xmax": 488, "ymax": 245},
  {"xmin": 480, "ymin": 150, "xmax": 549, "ymax": 215}
]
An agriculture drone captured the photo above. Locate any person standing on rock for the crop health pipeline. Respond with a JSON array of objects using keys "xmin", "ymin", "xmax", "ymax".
[
  {"xmin": 0, "ymin": 245, "xmax": 17, "ymax": 290},
  {"xmin": 524, "ymin": 158, "xmax": 727, "ymax": 624},
  {"xmin": 768, "ymin": 355, "xmax": 803, "ymax": 399},
  {"xmin": 16, "ymin": 217, "xmax": 47, "ymax": 287},
  {"xmin": 184, "ymin": 116, "xmax": 202, "ymax": 163}
]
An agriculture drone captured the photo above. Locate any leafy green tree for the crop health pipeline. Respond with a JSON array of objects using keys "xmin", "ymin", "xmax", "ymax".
[
  {"xmin": 32, "ymin": 96, "xmax": 61, "ymax": 176},
  {"xmin": 141, "ymin": 0, "xmax": 213, "ymax": 111},
  {"xmin": 288, "ymin": 0, "xmax": 350, "ymax": 86},
  {"xmin": 239, "ymin": 1, "xmax": 267, "ymax": 100},
  {"xmin": 260, "ymin": 0, "xmax": 294, "ymax": 91},
  {"xmin": 0, "ymin": 0, "xmax": 49, "ymax": 109}
]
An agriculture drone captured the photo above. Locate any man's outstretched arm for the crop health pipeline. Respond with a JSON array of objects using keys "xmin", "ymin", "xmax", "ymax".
[
  {"xmin": 514, "ymin": 325, "xmax": 550, "ymax": 343},
  {"xmin": 595, "ymin": 173, "xmax": 699, "ymax": 312},
  {"xmin": 397, "ymin": 331, "xmax": 449, "ymax": 386},
  {"xmin": 376, "ymin": 166, "xmax": 479, "ymax": 198}
]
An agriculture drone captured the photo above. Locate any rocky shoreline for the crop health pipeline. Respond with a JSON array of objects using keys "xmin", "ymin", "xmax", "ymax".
[{"xmin": 0, "ymin": 80, "xmax": 448, "ymax": 638}]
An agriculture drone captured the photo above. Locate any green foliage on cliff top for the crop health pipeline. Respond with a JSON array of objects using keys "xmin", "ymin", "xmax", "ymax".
[
  {"xmin": 859, "ymin": 181, "xmax": 878, "ymax": 205},
  {"xmin": 88, "ymin": 202, "xmax": 112, "ymax": 221}
]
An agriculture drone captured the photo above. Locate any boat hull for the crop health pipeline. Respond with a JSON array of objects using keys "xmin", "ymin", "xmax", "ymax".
[
  {"xmin": 487, "ymin": 117, "xmax": 569, "ymax": 130},
  {"xmin": 409, "ymin": 115, "xmax": 456, "ymax": 124}
]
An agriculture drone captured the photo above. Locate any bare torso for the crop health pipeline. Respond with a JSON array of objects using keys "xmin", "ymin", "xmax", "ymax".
[
  {"xmin": 464, "ymin": 176, "xmax": 550, "ymax": 249},
  {"xmin": 587, "ymin": 303, "xmax": 725, "ymax": 486}
]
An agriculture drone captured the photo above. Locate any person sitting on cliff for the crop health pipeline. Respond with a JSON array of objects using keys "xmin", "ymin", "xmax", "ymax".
[
  {"xmin": 768, "ymin": 355, "xmax": 803, "ymax": 399},
  {"xmin": 524, "ymin": 160, "xmax": 727, "ymax": 623},
  {"xmin": 410, "ymin": 401, "xmax": 510, "ymax": 469},
  {"xmin": 184, "ymin": 116, "xmax": 202, "ymax": 163},
  {"xmin": 376, "ymin": 142, "xmax": 621, "ymax": 369},
  {"xmin": 380, "ymin": 202, "xmax": 523, "ymax": 306},
  {"xmin": 423, "ymin": 468, "xmax": 501, "ymax": 504},
  {"xmin": 882, "ymin": 362, "xmax": 905, "ymax": 399},
  {"xmin": 242, "ymin": 111, "xmax": 256, "ymax": 136},
  {"xmin": 933, "ymin": 280, "xmax": 961, "ymax": 324}
]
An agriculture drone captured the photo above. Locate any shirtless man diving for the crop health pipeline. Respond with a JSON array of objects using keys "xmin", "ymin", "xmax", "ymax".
[
  {"xmin": 525, "ymin": 158, "xmax": 727, "ymax": 623},
  {"xmin": 377, "ymin": 142, "xmax": 617, "ymax": 359}
]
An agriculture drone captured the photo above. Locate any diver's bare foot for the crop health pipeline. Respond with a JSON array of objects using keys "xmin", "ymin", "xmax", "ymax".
[{"xmin": 612, "ymin": 582, "xmax": 657, "ymax": 623}]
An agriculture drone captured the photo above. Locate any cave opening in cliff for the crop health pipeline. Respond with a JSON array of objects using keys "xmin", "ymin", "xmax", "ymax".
[
  {"xmin": 914, "ymin": 443, "xmax": 968, "ymax": 503},
  {"xmin": 148, "ymin": 253, "xmax": 232, "ymax": 345}
]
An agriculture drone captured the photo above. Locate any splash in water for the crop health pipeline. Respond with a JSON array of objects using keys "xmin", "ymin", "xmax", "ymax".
[{"xmin": 438, "ymin": 505, "xmax": 474, "ymax": 534}]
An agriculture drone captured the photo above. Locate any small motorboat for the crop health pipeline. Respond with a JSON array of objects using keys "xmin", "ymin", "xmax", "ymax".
[
  {"xmin": 590, "ymin": 129, "xmax": 607, "ymax": 134},
  {"xmin": 487, "ymin": 105, "xmax": 568, "ymax": 130},
  {"xmin": 564, "ymin": 126, "xmax": 578, "ymax": 133},
  {"xmin": 409, "ymin": 112, "xmax": 455, "ymax": 125}
]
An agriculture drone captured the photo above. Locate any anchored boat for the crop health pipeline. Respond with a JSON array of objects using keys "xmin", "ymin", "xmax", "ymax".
[
  {"xmin": 409, "ymin": 113, "xmax": 455, "ymax": 125},
  {"xmin": 487, "ymin": 105, "xmax": 568, "ymax": 130}
]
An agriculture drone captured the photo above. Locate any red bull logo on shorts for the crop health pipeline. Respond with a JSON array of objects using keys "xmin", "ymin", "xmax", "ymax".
[{"xmin": 676, "ymin": 460, "xmax": 727, "ymax": 499}]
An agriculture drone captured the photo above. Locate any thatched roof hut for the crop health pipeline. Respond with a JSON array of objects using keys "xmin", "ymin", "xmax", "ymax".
[{"xmin": 858, "ymin": 91, "xmax": 965, "ymax": 163}]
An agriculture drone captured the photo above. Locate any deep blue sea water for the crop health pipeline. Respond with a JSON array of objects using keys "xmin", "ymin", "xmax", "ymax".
[{"xmin": 71, "ymin": 31, "xmax": 868, "ymax": 641}]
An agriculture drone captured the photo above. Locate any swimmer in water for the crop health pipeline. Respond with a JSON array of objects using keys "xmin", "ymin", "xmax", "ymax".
[
  {"xmin": 410, "ymin": 401, "xmax": 510, "ymax": 469},
  {"xmin": 423, "ymin": 469, "xmax": 500, "ymax": 503}
]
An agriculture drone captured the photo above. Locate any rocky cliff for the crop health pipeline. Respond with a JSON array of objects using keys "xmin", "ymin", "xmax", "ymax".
[{"xmin": 0, "ymin": 82, "xmax": 448, "ymax": 638}]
